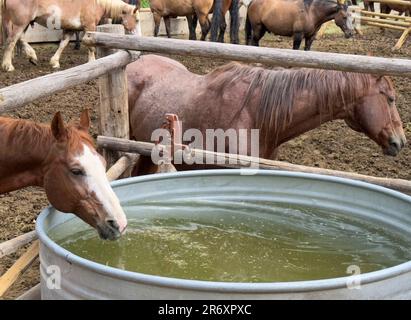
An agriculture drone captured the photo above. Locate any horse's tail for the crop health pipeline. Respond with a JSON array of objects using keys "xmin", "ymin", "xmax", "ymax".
[
  {"xmin": 245, "ymin": 12, "xmax": 252, "ymax": 45},
  {"xmin": 210, "ymin": 0, "xmax": 224, "ymax": 42},
  {"xmin": 229, "ymin": 0, "xmax": 240, "ymax": 44}
]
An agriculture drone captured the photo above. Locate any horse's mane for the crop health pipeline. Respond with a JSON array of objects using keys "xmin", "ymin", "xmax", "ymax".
[
  {"xmin": 0, "ymin": 118, "xmax": 94, "ymax": 156},
  {"xmin": 207, "ymin": 63, "xmax": 386, "ymax": 155},
  {"xmin": 96, "ymin": 0, "xmax": 134, "ymax": 18}
]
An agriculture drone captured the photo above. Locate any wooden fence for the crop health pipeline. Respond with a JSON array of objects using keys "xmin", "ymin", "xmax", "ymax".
[{"xmin": 1, "ymin": 25, "xmax": 411, "ymax": 299}]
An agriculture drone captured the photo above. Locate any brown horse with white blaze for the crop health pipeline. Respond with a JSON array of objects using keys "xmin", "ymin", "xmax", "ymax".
[
  {"xmin": 0, "ymin": 111, "xmax": 127, "ymax": 240},
  {"xmin": 246, "ymin": 0, "xmax": 354, "ymax": 50},
  {"xmin": 127, "ymin": 55, "xmax": 406, "ymax": 166},
  {"xmin": 0, "ymin": 0, "xmax": 140, "ymax": 71}
]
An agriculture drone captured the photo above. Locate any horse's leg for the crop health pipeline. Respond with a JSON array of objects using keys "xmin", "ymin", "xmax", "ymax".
[
  {"xmin": 187, "ymin": 15, "xmax": 198, "ymax": 40},
  {"xmin": 229, "ymin": 0, "xmax": 240, "ymax": 44},
  {"xmin": 153, "ymin": 12, "xmax": 161, "ymax": 37},
  {"xmin": 1, "ymin": 25, "xmax": 25, "ymax": 72},
  {"xmin": 50, "ymin": 31, "xmax": 72, "ymax": 69},
  {"xmin": 74, "ymin": 32, "xmax": 81, "ymax": 50},
  {"xmin": 304, "ymin": 34, "xmax": 316, "ymax": 51},
  {"xmin": 198, "ymin": 14, "xmax": 211, "ymax": 41},
  {"xmin": 19, "ymin": 38, "xmax": 38, "ymax": 65},
  {"xmin": 251, "ymin": 23, "xmax": 266, "ymax": 46},
  {"xmin": 370, "ymin": 1, "xmax": 375, "ymax": 12},
  {"xmin": 164, "ymin": 16, "xmax": 171, "ymax": 38},
  {"xmin": 218, "ymin": 17, "xmax": 227, "ymax": 42},
  {"xmin": 293, "ymin": 32, "xmax": 303, "ymax": 50}
]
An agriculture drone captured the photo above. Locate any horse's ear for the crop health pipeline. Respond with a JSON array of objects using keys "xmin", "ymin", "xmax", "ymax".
[
  {"xmin": 51, "ymin": 112, "xmax": 68, "ymax": 142},
  {"xmin": 79, "ymin": 109, "xmax": 91, "ymax": 132}
]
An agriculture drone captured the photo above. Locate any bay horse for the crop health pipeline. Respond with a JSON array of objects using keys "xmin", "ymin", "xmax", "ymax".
[
  {"xmin": 0, "ymin": 0, "xmax": 140, "ymax": 72},
  {"xmin": 149, "ymin": 0, "xmax": 213, "ymax": 40},
  {"xmin": 0, "ymin": 111, "xmax": 127, "ymax": 240},
  {"xmin": 126, "ymin": 55, "xmax": 406, "ymax": 171},
  {"xmin": 245, "ymin": 0, "xmax": 354, "ymax": 50}
]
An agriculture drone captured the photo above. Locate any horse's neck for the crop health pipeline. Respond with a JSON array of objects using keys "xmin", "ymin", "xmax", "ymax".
[
  {"xmin": 276, "ymin": 102, "xmax": 347, "ymax": 146},
  {"xmin": 310, "ymin": 1, "xmax": 339, "ymax": 26},
  {"xmin": 0, "ymin": 118, "xmax": 52, "ymax": 193}
]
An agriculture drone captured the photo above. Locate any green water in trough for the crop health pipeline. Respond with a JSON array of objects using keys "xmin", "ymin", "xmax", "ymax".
[{"xmin": 50, "ymin": 201, "xmax": 411, "ymax": 282}]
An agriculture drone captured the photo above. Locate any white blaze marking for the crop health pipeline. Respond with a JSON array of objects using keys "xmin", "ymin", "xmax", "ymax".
[{"xmin": 76, "ymin": 144, "xmax": 127, "ymax": 232}]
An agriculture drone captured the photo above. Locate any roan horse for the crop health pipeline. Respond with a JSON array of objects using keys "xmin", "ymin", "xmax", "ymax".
[
  {"xmin": 126, "ymin": 55, "xmax": 406, "ymax": 170},
  {"xmin": 245, "ymin": 0, "xmax": 354, "ymax": 50},
  {"xmin": 0, "ymin": 0, "xmax": 140, "ymax": 71},
  {"xmin": 0, "ymin": 111, "xmax": 127, "ymax": 240}
]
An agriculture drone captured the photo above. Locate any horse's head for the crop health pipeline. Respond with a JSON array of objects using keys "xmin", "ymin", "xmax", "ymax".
[
  {"xmin": 345, "ymin": 76, "xmax": 406, "ymax": 156},
  {"xmin": 120, "ymin": 2, "xmax": 140, "ymax": 34},
  {"xmin": 334, "ymin": 3, "xmax": 354, "ymax": 38},
  {"xmin": 43, "ymin": 111, "xmax": 127, "ymax": 240}
]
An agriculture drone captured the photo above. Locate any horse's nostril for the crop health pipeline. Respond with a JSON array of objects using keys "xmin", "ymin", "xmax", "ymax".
[
  {"xmin": 106, "ymin": 219, "xmax": 119, "ymax": 230},
  {"xmin": 390, "ymin": 141, "xmax": 400, "ymax": 150}
]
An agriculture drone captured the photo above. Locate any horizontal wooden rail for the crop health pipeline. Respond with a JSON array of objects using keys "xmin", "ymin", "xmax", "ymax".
[
  {"xmin": 82, "ymin": 32, "xmax": 411, "ymax": 77},
  {"xmin": 0, "ymin": 231, "xmax": 37, "ymax": 259},
  {"xmin": 0, "ymin": 50, "xmax": 140, "ymax": 114},
  {"xmin": 364, "ymin": 22, "xmax": 406, "ymax": 31},
  {"xmin": 368, "ymin": 0, "xmax": 411, "ymax": 6},
  {"xmin": 97, "ymin": 136, "xmax": 411, "ymax": 195},
  {"xmin": 360, "ymin": 10, "xmax": 411, "ymax": 21},
  {"xmin": 360, "ymin": 16, "xmax": 411, "ymax": 28}
]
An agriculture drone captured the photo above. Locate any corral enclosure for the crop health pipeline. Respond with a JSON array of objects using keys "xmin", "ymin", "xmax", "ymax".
[{"xmin": 0, "ymin": 22, "xmax": 411, "ymax": 298}]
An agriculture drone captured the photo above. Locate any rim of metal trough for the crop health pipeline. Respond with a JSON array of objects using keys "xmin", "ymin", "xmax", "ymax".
[
  {"xmin": 36, "ymin": 169, "xmax": 411, "ymax": 293},
  {"xmin": 82, "ymin": 33, "xmax": 411, "ymax": 78}
]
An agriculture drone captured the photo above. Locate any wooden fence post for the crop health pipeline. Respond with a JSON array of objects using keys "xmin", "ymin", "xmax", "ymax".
[{"xmin": 96, "ymin": 24, "xmax": 130, "ymax": 167}]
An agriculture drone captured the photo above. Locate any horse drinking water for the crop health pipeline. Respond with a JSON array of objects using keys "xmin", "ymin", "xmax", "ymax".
[
  {"xmin": 245, "ymin": 0, "xmax": 354, "ymax": 50},
  {"xmin": 0, "ymin": 111, "xmax": 127, "ymax": 240},
  {"xmin": 0, "ymin": 0, "xmax": 140, "ymax": 71}
]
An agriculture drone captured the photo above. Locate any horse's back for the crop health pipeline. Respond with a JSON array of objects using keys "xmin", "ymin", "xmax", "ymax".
[
  {"xmin": 150, "ymin": 0, "xmax": 208, "ymax": 16},
  {"xmin": 248, "ymin": 0, "xmax": 305, "ymax": 35}
]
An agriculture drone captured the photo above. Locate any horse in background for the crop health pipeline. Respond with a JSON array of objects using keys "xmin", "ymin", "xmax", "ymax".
[
  {"xmin": 0, "ymin": 0, "xmax": 140, "ymax": 71},
  {"xmin": 149, "ymin": 0, "xmax": 213, "ymax": 40},
  {"xmin": 126, "ymin": 55, "xmax": 406, "ymax": 173},
  {"xmin": 380, "ymin": 1, "xmax": 411, "ymax": 16},
  {"xmin": 245, "ymin": 0, "xmax": 354, "ymax": 50},
  {"xmin": 0, "ymin": 110, "xmax": 128, "ymax": 240},
  {"xmin": 209, "ymin": 0, "xmax": 240, "ymax": 43}
]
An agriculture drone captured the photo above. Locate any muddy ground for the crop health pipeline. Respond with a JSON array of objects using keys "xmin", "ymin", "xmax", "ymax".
[{"xmin": 0, "ymin": 28, "xmax": 410, "ymax": 299}]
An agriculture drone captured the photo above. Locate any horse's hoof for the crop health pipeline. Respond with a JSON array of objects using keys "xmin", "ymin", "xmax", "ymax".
[
  {"xmin": 2, "ymin": 64, "xmax": 15, "ymax": 72},
  {"xmin": 29, "ymin": 58, "xmax": 38, "ymax": 66},
  {"xmin": 50, "ymin": 62, "xmax": 60, "ymax": 69}
]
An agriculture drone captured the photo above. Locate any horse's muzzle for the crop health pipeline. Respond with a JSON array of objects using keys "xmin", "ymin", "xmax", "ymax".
[{"xmin": 383, "ymin": 136, "xmax": 406, "ymax": 156}]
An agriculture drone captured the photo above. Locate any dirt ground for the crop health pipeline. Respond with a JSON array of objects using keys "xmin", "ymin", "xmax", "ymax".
[{"xmin": 0, "ymin": 28, "xmax": 410, "ymax": 299}]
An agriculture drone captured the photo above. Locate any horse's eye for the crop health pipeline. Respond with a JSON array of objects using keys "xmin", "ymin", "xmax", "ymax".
[
  {"xmin": 387, "ymin": 96, "xmax": 395, "ymax": 103},
  {"xmin": 70, "ymin": 168, "xmax": 85, "ymax": 176}
]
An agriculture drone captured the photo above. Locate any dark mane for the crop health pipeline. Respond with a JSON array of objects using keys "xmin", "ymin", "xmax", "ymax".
[{"xmin": 207, "ymin": 63, "xmax": 384, "ymax": 155}]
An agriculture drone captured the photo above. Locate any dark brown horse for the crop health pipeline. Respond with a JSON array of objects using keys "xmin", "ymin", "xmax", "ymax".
[
  {"xmin": 0, "ymin": 0, "xmax": 140, "ymax": 71},
  {"xmin": 246, "ymin": 0, "xmax": 354, "ymax": 50},
  {"xmin": 209, "ymin": 0, "xmax": 240, "ymax": 43},
  {"xmin": 0, "ymin": 111, "xmax": 127, "ymax": 240},
  {"xmin": 126, "ymin": 55, "xmax": 406, "ymax": 172}
]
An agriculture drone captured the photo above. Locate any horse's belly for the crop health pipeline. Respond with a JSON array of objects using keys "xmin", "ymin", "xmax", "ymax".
[{"xmin": 263, "ymin": 19, "xmax": 297, "ymax": 37}]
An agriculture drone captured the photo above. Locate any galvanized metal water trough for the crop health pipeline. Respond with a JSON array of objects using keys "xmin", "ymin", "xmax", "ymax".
[{"xmin": 36, "ymin": 170, "xmax": 411, "ymax": 299}]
